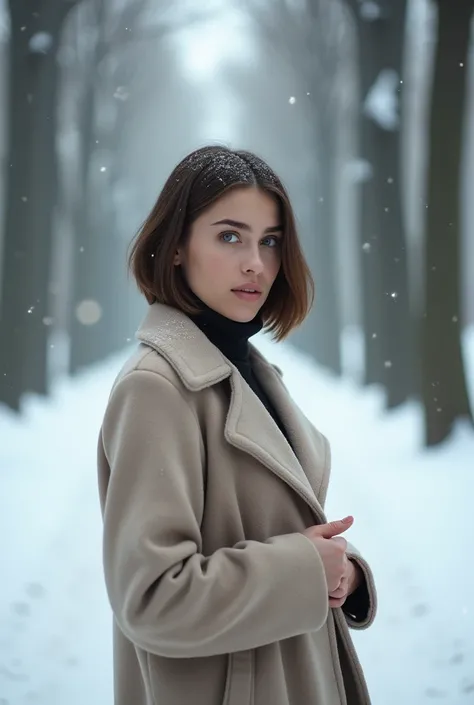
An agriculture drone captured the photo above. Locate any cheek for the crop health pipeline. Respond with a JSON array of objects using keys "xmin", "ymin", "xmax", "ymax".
[
  {"xmin": 265, "ymin": 250, "xmax": 282, "ymax": 281},
  {"xmin": 186, "ymin": 243, "xmax": 229, "ymax": 279}
]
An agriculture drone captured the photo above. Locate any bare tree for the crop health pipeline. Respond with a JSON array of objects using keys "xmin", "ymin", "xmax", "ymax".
[
  {"xmin": 0, "ymin": 0, "xmax": 81, "ymax": 411},
  {"xmin": 344, "ymin": 0, "xmax": 412, "ymax": 408},
  {"xmin": 421, "ymin": 0, "xmax": 474, "ymax": 446}
]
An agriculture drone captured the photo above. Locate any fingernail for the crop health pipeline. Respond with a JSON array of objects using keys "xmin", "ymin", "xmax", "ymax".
[{"xmin": 343, "ymin": 516, "xmax": 353, "ymax": 523}]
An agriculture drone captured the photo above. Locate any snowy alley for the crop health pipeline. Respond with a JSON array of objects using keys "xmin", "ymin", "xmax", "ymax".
[{"xmin": 0, "ymin": 329, "xmax": 473, "ymax": 705}]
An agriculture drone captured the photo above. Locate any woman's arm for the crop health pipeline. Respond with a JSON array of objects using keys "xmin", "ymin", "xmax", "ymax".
[{"xmin": 99, "ymin": 369, "xmax": 330, "ymax": 658}]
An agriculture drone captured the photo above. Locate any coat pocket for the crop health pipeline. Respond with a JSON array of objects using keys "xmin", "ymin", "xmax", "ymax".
[{"xmin": 222, "ymin": 650, "xmax": 254, "ymax": 705}]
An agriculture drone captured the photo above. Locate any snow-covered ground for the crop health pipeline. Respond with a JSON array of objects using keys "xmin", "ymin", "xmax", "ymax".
[{"xmin": 0, "ymin": 328, "xmax": 473, "ymax": 705}]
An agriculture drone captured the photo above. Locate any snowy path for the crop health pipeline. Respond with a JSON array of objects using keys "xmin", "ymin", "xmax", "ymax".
[{"xmin": 1, "ymin": 333, "xmax": 473, "ymax": 704}]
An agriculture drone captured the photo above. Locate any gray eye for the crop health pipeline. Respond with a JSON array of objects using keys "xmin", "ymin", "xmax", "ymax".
[
  {"xmin": 221, "ymin": 232, "xmax": 239, "ymax": 243},
  {"xmin": 262, "ymin": 236, "xmax": 279, "ymax": 247}
]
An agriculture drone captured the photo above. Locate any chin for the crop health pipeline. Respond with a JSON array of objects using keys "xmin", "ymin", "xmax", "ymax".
[
  {"xmin": 226, "ymin": 304, "xmax": 261, "ymax": 323},
  {"xmin": 207, "ymin": 294, "xmax": 264, "ymax": 322},
  {"xmin": 231, "ymin": 312, "xmax": 257, "ymax": 323}
]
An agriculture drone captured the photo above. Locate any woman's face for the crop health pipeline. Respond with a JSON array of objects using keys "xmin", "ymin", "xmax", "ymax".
[{"xmin": 176, "ymin": 187, "xmax": 282, "ymax": 322}]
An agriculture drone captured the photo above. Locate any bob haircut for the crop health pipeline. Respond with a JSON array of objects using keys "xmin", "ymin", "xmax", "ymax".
[{"xmin": 128, "ymin": 145, "xmax": 314, "ymax": 341}]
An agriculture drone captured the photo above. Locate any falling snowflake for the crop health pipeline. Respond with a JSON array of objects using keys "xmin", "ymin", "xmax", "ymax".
[
  {"xmin": 288, "ymin": 96, "xmax": 296, "ymax": 105},
  {"xmin": 359, "ymin": 1, "xmax": 382, "ymax": 21},
  {"xmin": 362, "ymin": 243, "xmax": 371, "ymax": 253},
  {"xmin": 364, "ymin": 69, "xmax": 400, "ymax": 130},
  {"xmin": 29, "ymin": 32, "xmax": 53, "ymax": 54},
  {"xmin": 75, "ymin": 300, "xmax": 102, "ymax": 326},
  {"xmin": 113, "ymin": 86, "xmax": 129, "ymax": 102}
]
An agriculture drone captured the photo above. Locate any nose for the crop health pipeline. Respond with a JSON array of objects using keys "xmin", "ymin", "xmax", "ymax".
[{"xmin": 241, "ymin": 245, "xmax": 264, "ymax": 275}]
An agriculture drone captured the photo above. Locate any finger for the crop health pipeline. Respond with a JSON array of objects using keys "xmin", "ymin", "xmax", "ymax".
[
  {"xmin": 312, "ymin": 516, "xmax": 353, "ymax": 539},
  {"xmin": 328, "ymin": 581, "xmax": 342, "ymax": 597},
  {"xmin": 329, "ymin": 577, "xmax": 348, "ymax": 599},
  {"xmin": 329, "ymin": 586, "xmax": 346, "ymax": 599},
  {"xmin": 331, "ymin": 536, "xmax": 348, "ymax": 552},
  {"xmin": 329, "ymin": 596, "xmax": 347, "ymax": 608}
]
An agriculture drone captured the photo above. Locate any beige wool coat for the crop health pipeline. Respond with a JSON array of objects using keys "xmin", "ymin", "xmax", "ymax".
[{"xmin": 97, "ymin": 302, "xmax": 377, "ymax": 705}]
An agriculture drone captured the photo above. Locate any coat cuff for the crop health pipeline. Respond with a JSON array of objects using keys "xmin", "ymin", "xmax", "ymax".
[{"xmin": 343, "ymin": 546, "xmax": 377, "ymax": 630}]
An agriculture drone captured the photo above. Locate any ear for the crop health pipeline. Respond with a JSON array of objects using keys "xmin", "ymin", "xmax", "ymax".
[{"xmin": 173, "ymin": 250, "xmax": 181, "ymax": 266}]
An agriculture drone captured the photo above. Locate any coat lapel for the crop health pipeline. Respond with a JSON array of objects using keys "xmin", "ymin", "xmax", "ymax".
[
  {"xmin": 136, "ymin": 303, "xmax": 326, "ymax": 523},
  {"xmin": 225, "ymin": 353, "xmax": 326, "ymax": 524}
]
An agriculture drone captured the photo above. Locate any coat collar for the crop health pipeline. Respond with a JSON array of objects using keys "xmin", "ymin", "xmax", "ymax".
[
  {"xmin": 136, "ymin": 302, "xmax": 232, "ymax": 391},
  {"xmin": 136, "ymin": 303, "xmax": 326, "ymax": 523}
]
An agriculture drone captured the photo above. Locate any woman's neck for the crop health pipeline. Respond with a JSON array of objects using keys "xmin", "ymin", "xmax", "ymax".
[{"xmin": 188, "ymin": 299, "xmax": 263, "ymax": 363}]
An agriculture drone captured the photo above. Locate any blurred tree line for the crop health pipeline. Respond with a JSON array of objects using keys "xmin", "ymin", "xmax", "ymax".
[
  {"xmin": 0, "ymin": 0, "xmax": 473, "ymax": 447},
  {"xmin": 240, "ymin": 0, "xmax": 474, "ymax": 446},
  {"xmin": 0, "ymin": 0, "xmax": 204, "ymax": 398}
]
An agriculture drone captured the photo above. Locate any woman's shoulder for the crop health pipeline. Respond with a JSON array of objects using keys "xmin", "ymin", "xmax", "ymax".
[{"xmin": 110, "ymin": 342, "xmax": 185, "ymax": 397}]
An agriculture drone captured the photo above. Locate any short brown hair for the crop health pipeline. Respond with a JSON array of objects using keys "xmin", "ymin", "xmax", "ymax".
[{"xmin": 128, "ymin": 145, "xmax": 314, "ymax": 341}]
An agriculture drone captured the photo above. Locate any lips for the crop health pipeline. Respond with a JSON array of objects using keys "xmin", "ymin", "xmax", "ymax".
[
  {"xmin": 231, "ymin": 285, "xmax": 262, "ymax": 294},
  {"xmin": 231, "ymin": 288, "xmax": 262, "ymax": 302}
]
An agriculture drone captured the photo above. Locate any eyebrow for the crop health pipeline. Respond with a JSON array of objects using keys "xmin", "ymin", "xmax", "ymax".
[{"xmin": 211, "ymin": 218, "xmax": 283, "ymax": 234}]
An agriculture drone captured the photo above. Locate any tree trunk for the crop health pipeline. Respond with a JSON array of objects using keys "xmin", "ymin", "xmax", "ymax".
[
  {"xmin": 0, "ymin": 1, "xmax": 75, "ymax": 409},
  {"xmin": 0, "ymin": 4, "xmax": 36, "ymax": 410},
  {"xmin": 422, "ymin": 0, "xmax": 474, "ymax": 446},
  {"xmin": 22, "ymin": 6, "xmax": 66, "ymax": 395},
  {"xmin": 359, "ymin": 110, "xmax": 384, "ymax": 385},
  {"xmin": 354, "ymin": 0, "xmax": 412, "ymax": 406},
  {"xmin": 373, "ymin": 0, "xmax": 413, "ymax": 408}
]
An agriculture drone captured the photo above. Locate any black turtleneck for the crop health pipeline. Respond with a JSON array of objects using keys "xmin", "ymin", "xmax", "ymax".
[{"xmin": 188, "ymin": 301, "xmax": 288, "ymax": 440}]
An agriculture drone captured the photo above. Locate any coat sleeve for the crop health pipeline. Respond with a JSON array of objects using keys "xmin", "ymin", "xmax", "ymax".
[
  {"xmin": 342, "ymin": 541, "xmax": 377, "ymax": 629},
  {"xmin": 99, "ymin": 369, "xmax": 330, "ymax": 658}
]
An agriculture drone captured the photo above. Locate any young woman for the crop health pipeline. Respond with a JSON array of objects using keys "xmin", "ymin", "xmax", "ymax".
[{"xmin": 97, "ymin": 145, "xmax": 377, "ymax": 705}]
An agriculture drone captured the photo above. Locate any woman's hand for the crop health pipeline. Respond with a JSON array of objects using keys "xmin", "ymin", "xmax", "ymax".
[
  {"xmin": 328, "ymin": 559, "xmax": 363, "ymax": 608},
  {"xmin": 303, "ymin": 517, "xmax": 354, "ymax": 593},
  {"xmin": 303, "ymin": 517, "xmax": 364, "ymax": 608}
]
